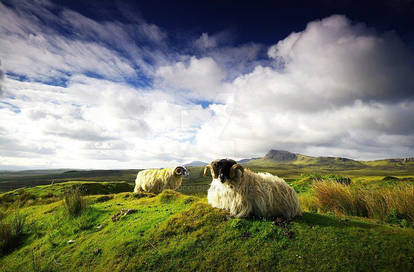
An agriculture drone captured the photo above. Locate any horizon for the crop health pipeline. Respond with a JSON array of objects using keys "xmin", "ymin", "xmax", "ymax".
[
  {"xmin": 2, "ymin": 148, "xmax": 414, "ymax": 171},
  {"xmin": 1, "ymin": 0, "xmax": 414, "ymax": 169}
]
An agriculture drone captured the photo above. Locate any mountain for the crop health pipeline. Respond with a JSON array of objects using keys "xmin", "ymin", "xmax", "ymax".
[
  {"xmin": 237, "ymin": 158, "xmax": 260, "ymax": 164},
  {"xmin": 184, "ymin": 161, "xmax": 207, "ymax": 167},
  {"xmin": 245, "ymin": 149, "xmax": 365, "ymax": 168},
  {"xmin": 264, "ymin": 150, "xmax": 297, "ymax": 161}
]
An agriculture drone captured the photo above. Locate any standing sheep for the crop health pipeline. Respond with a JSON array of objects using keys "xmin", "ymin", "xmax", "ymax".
[
  {"xmin": 134, "ymin": 166, "xmax": 189, "ymax": 194},
  {"xmin": 204, "ymin": 159, "xmax": 301, "ymax": 219}
]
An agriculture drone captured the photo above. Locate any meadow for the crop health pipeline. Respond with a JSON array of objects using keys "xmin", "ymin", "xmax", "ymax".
[{"xmin": 1, "ymin": 157, "xmax": 414, "ymax": 271}]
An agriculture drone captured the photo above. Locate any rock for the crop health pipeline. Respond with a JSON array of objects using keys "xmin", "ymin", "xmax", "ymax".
[
  {"xmin": 265, "ymin": 150, "xmax": 297, "ymax": 161},
  {"xmin": 125, "ymin": 209, "xmax": 137, "ymax": 215},
  {"xmin": 112, "ymin": 209, "xmax": 138, "ymax": 222},
  {"xmin": 68, "ymin": 239, "xmax": 75, "ymax": 244}
]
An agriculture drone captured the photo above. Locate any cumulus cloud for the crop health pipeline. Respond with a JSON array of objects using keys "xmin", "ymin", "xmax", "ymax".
[
  {"xmin": 267, "ymin": 15, "xmax": 414, "ymax": 106},
  {"xmin": 156, "ymin": 57, "xmax": 228, "ymax": 101},
  {"xmin": 193, "ymin": 15, "xmax": 414, "ymax": 160},
  {"xmin": 1, "ymin": 7, "xmax": 414, "ymax": 170}
]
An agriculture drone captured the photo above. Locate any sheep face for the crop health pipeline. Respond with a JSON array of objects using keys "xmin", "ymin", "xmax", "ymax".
[{"xmin": 204, "ymin": 159, "xmax": 244, "ymax": 183}]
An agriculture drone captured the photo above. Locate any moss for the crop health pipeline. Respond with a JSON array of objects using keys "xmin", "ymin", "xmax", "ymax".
[
  {"xmin": 158, "ymin": 190, "xmax": 182, "ymax": 203},
  {"xmin": 95, "ymin": 195, "xmax": 113, "ymax": 203}
]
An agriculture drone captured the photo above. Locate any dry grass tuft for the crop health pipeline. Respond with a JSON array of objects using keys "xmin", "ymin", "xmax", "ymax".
[{"xmin": 312, "ymin": 181, "xmax": 414, "ymax": 223}]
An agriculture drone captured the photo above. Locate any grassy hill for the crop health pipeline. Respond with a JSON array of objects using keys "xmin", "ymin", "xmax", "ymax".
[
  {"xmin": 1, "ymin": 151, "xmax": 414, "ymax": 270},
  {"xmin": 1, "ymin": 185, "xmax": 414, "ymax": 271}
]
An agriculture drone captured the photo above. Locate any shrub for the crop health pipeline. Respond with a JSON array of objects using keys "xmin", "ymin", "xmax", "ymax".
[
  {"xmin": 312, "ymin": 181, "xmax": 414, "ymax": 224},
  {"xmin": 0, "ymin": 211, "xmax": 26, "ymax": 255},
  {"xmin": 63, "ymin": 187, "xmax": 87, "ymax": 217},
  {"xmin": 325, "ymin": 174, "xmax": 351, "ymax": 185}
]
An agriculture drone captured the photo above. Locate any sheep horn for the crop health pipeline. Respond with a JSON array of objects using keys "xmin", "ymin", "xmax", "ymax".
[
  {"xmin": 174, "ymin": 166, "xmax": 184, "ymax": 175},
  {"xmin": 230, "ymin": 164, "xmax": 244, "ymax": 179},
  {"xmin": 204, "ymin": 164, "xmax": 218, "ymax": 178},
  {"xmin": 203, "ymin": 164, "xmax": 212, "ymax": 177}
]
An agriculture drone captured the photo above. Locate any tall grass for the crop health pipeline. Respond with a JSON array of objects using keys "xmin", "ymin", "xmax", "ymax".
[
  {"xmin": 311, "ymin": 181, "xmax": 414, "ymax": 223},
  {"xmin": 0, "ymin": 211, "xmax": 26, "ymax": 255},
  {"xmin": 63, "ymin": 186, "xmax": 87, "ymax": 217}
]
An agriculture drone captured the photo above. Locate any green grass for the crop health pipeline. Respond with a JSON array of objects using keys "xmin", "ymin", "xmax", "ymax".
[
  {"xmin": 1, "ymin": 159, "xmax": 414, "ymax": 271},
  {"xmin": 0, "ymin": 183, "xmax": 413, "ymax": 271}
]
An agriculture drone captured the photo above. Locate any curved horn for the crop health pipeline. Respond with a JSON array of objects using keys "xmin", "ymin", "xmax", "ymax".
[
  {"xmin": 174, "ymin": 166, "xmax": 184, "ymax": 175},
  {"xmin": 230, "ymin": 164, "xmax": 244, "ymax": 179},
  {"xmin": 203, "ymin": 164, "xmax": 212, "ymax": 177}
]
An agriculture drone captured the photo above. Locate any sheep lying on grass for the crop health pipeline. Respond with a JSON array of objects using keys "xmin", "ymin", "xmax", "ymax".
[
  {"xmin": 134, "ymin": 166, "xmax": 189, "ymax": 194},
  {"xmin": 204, "ymin": 159, "xmax": 301, "ymax": 219}
]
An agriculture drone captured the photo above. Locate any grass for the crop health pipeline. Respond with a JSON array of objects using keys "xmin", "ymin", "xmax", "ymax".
[
  {"xmin": 310, "ymin": 181, "xmax": 414, "ymax": 224},
  {"xmin": 0, "ymin": 160, "xmax": 414, "ymax": 271},
  {"xmin": 0, "ymin": 185, "xmax": 412, "ymax": 271},
  {"xmin": 63, "ymin": 187, "xmax": 87, "ymax": 217},
  {"xmin": 0, "ymin": 211, "xmax": 26, "ymax": 256}
]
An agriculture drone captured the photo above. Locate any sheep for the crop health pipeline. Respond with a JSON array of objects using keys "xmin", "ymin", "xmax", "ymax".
[
  {"xmin": 204, "ymin": 159, "xmax": 301, "ymax": 219},
  {"xmin": 134, "ymin": 166, "xmax": 189, "ymax": 194}
]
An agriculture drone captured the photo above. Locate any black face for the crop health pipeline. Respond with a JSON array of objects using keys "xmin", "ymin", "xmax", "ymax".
[{"xmin": 214, "ymin": 159, "xmax": 237, "ymax": 183}]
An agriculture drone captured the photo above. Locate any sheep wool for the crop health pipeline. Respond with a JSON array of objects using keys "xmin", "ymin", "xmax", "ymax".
[
  {"xmin": 134, "ymin": 167, "xmax": 186, "ymax": 194},
  {"xmin": 208, "ymin": 168, "xmax": 302, "ymax": 219}
]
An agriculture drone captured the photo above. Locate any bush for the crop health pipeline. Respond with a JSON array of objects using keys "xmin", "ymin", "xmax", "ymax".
[
  {"xmin": 63, "ymin": 187, "xmax": 87, "ymax": 217},
  {"xmin": 312, "ymin": 181, "xmax": 414, "ymax": 224},
  {"xmin": 0, "ymin": 211, "xmax": 26, "ymax": 255}
]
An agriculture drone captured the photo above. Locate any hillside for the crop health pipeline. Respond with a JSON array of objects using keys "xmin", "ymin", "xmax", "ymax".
[
  {"xmin": 1, "ymin": 150, "xmax": 414, "ymax": 194},
  {"xmin": 1, "ymin": 184, "xmax": 414, "ymax": 271},
  {"xmin": 243, "ymin": 150, "xmax": 414, "ymax": 176}
]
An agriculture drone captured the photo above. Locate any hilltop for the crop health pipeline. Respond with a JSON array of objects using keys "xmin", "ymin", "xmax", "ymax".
[
  {"xmin": 184, "ymin": 161, "xmax": 207, "ymax": 167},
  {"xmin": 245, "ymin": 149, "xmax": 414, "ymax": 168}
]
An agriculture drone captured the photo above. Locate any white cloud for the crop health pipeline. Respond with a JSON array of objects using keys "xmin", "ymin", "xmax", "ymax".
[
  {"xmin": 156, "ymin": 57, "xmax": 228, "ymax": 101},
  {"xmin": 192, "ymin": 15, "xmax": 414, "ymax": 160},
  {"xmin": 1, "ymin": 8, "xmax": 414, "ymax": 169}
]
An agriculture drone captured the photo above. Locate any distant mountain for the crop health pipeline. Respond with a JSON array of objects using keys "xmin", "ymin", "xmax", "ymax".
[
  {"xmin": 0, "ymin": 169, "xmax": 76, "ymax": 176},
  {"xmin": 264, "ymin": 150, "xmax": 297, "ymax": 161},
  {"xmin": 184, "ymin": 161, "xmax": 207, "ymax": 167},
  {"xmin": 246, "ymin": 149, "xmax": 365, "ymax": 168},
  {"xmin": 238, "ymin": 158, "xmax": 260, "ymax": 164}
]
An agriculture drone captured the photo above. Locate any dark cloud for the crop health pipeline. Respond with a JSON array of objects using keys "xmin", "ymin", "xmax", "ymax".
[{"xmin": 0, "ymin": 60, "xmax": 4, "ymax": 96}]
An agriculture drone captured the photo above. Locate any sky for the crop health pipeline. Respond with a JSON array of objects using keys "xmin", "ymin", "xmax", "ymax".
[{"xmin": 0, "ymin": 0, "xmax": 414, "ymax": 170}]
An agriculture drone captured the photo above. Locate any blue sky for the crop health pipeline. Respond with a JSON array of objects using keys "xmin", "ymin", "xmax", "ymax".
[{"xmin": 0, "ymin": 0, "xmax": 414, "ymax": 169}]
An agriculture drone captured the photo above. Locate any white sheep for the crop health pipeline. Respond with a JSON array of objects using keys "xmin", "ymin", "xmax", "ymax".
[
  {"xmin": 204, "ymin": 159, "xmax": 301, "ymax": 219},
  {"xmin": 134, "ymin": 166, "xmax": 189, "ymax": 194}
]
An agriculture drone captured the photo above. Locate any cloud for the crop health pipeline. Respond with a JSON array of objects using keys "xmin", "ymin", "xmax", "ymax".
[
  {"xmin": 156, "ymin": 57, "xmax": 228, "ymax": 101},
  {"xmin": 0, "ymin": 68, "xmax": 4, "ymax": 97},
  {"xmin": 193, "ymin": 15, "xmax": 414, "ymax": 160},
  {"xmin": 1, "ymin": 7, "xmax": 414, "ymax": 170},
  {"xmin": 267, "ymin": 15, "xmax": 414, "ymax": 107},
  {"xmin": 195, "ymin": 33, "xmax": 218, "ymax": 49}
]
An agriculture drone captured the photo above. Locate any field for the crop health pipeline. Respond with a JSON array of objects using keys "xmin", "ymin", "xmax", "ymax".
[{"xmin": 1, "ymin": 156, "xmax": 414, "ymax": 271}]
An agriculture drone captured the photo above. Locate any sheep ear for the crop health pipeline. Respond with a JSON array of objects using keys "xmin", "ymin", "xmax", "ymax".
[{"xmin": 230, "ymin": 164, "xmax": 244, "ymax": 179}]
